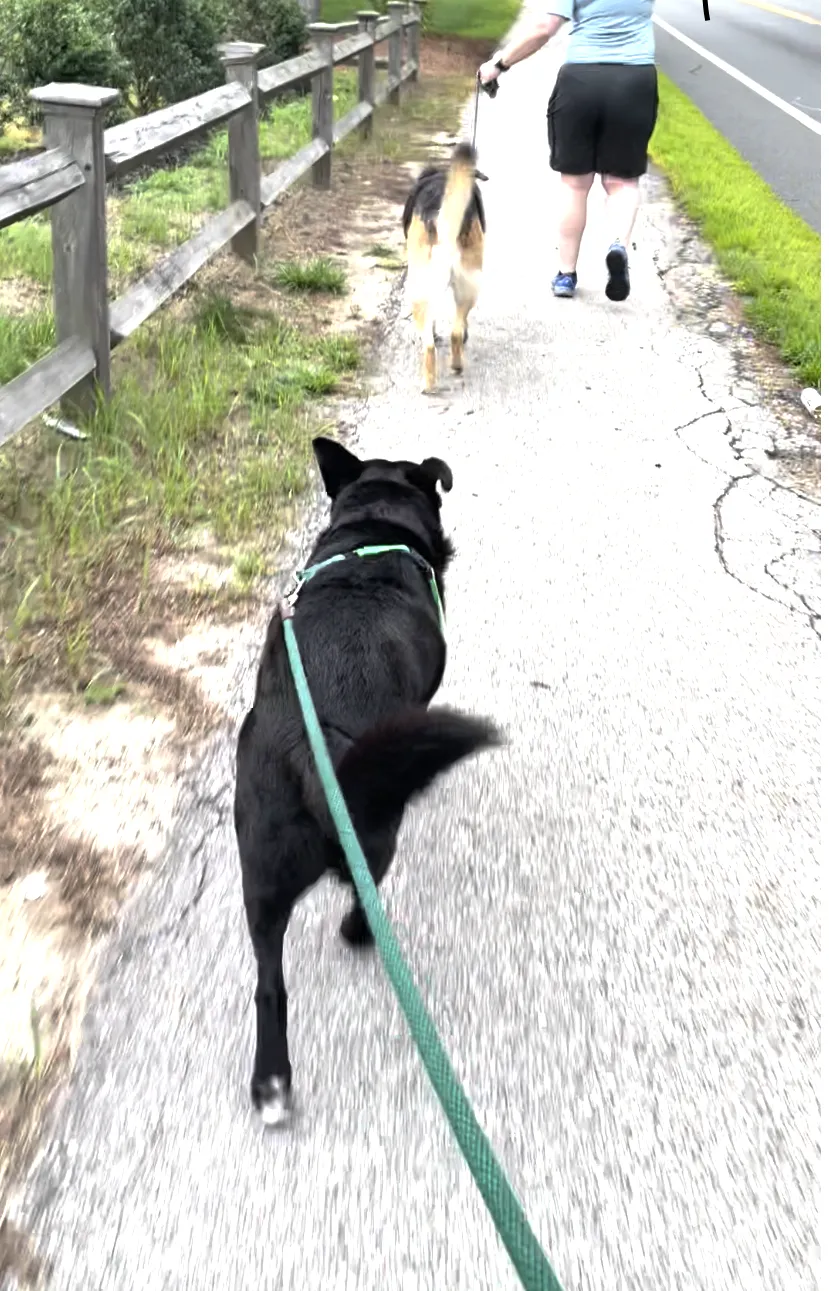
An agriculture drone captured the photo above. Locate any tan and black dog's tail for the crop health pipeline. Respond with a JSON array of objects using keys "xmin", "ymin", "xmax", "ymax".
[{"xmin": 435, "ymin": 142, "xmax": 478, "ymax": 249}]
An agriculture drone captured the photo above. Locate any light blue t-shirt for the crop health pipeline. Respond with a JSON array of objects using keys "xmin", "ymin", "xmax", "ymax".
[{"xmin": 549, "ymin": 0, "xmax": 655, "ymax": 64}]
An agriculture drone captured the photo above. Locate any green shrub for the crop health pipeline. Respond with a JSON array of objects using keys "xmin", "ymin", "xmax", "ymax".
[
  {"xmin": 228, "ymin": 0, "xmax": 306, "ymax": 66},
  {"xmin": 1, "ymin": 0, "xmax": 131, "ymax": 123},
  {"xmin": 0, "ymin": 0, "xmax": 19, "ymax": 123},
  {"xmin": 112, "ymin": 0, "xmax": 224, "ymax": 113}
]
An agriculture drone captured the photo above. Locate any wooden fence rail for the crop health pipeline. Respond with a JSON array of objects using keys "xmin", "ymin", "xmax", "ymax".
[{"xmin": 0, "ymin": 0, "xmax": 426, "ymax": 447}]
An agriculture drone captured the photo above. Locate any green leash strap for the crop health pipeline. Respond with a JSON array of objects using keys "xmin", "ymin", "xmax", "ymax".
[
  {"xmin": 286, "ymin": 544, "xmax": 447, "ymax": 638},
  {"xmin": 281, "ymin": 609, "xmax": 565, "ymax": 1291}
]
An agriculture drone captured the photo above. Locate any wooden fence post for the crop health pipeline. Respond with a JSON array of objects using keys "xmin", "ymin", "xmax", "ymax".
[
  {"xmin": 411, "ymin": 0, "xmax": 426, "ymax": 80},
  {"xmin": 356, "ymin": 10, "xmax": 379, "ymax": 138},
  {"xmin": 218, "ymin": 41, "xmax": 264, "ymax": 266},
  {"xmin": 403, "ymin": 1, "xmax": 414, "ymax": 78},
  {"xmin": 307, "ymin": 23, "xmax": 335, "ymax": 189},
  {"xmin": 28, "ymin": 83, "xmax": 119, "ymax": 416},
  {"xmin": 387, "ymin": 2, "xmax": 406, "ymax": 105}
]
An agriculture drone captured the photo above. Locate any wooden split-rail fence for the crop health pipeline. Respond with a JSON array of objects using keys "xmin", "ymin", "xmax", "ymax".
[{"xmin": 0, "ymin": 1, "xmax": 426, "ymax": 445}]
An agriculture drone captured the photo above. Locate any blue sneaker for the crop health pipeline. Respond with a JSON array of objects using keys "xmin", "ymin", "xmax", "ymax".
[
  {"xmin": 553, "ymin": 270, "xmax": 577, "ymax": 298},
  {"xmin": 605, "ymin": 242, "xmax": 630, "ymax": 301}
]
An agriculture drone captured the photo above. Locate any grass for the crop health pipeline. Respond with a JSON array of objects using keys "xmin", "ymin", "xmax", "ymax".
[
  {"xmin": 0, "ymin": 291, "xmax": 360, "ymax": 701},
  {"xmin": 320, "ymin": 0, "xmax": 521, "ymax": 40},
  {"xmin": 0, "ymin": 70, "xmax": 359, "ymax": 292},
  {"xmin": 83, "ymin": 674, "xmax": 127, "ymax": 706},
  {"xmin": 0, "ymin": 312, "xmax": 55, "ymax": 385},
  {"xmin": 0, "ymin": 68, "xmax": 367, "ymax": 696},
  {"xmin": 650, "ymin": 75, "xmax": 821, "ymax": 388},
  {"xmin": 0, "ymin": 121, "xmax": 39, "ymax": 158},
  {"xmin": 272, "ymin": 257, "xmax": 348, "ymax": 294}
]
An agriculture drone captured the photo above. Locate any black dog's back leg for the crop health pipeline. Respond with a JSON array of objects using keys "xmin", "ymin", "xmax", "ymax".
[
  {"xmin": 340, "ymin": 814, "xmax": 403, "ymax": 947},
  {"xmin": 242, "ymin": 818, "xmax": 323, "ymax": 1126},
  {"xmin": 246, "ymin": 893, "xmax": 295, "ymax": 1125}
]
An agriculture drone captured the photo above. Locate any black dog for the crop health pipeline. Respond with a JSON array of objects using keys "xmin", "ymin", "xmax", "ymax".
[{"xmin": 234, "ymin": 436, "xmax": 500, "ymax": 1125}]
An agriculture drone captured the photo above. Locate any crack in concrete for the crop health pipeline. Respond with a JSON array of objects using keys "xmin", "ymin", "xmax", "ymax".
[
  {"xmin": 96, "ymin": 1112, "xmax": 166, "ymax": 1291},
  {"xmin": 175, "ymin": 833, "xmax": 210, "ymax": 926},
  {"xmin": 674, "ymin": 365, "xmax": 821, "ymax": 640},
  {"xmin": 765, "ymin": 547, "xmax": 822, "ymax": 639},
  {"xmin": 131, "ymin": 818, "xmax": 218, "ymax": 946}
]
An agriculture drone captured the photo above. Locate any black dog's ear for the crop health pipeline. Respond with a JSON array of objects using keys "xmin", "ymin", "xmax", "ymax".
[
  {"xmin": 418, "ymin": 457, "xmax": 453, "ymax": 493},
  {"xmin": 312, "ymin": 437, "xmax": 363, "ymax": 499}
]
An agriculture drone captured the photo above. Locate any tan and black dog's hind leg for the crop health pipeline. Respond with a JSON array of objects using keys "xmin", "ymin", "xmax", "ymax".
[
  {"xmin": 450, "ymin": 219, "xmax": 484, "ymax": 376},
  {"xmin": 406, "ymin": 214, "xmax": 438, "ymax": 394}
]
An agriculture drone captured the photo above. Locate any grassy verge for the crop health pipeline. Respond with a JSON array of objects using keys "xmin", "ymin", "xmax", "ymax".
[
  {"xmin": 0, "ymin": 292, "xmax": 359, "ymax": 707},
  {"xmin": 0, "ymin": 73, "xmax": 368, "ymax": 716},
  {"xmin": 320, "ymin": 0, "xmax": 521, "ymax": 40},
  {"xmin": 650, "ymin": 74, "xmax": 821, "ymax": 388}
]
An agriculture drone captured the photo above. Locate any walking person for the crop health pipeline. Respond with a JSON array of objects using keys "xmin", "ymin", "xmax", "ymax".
[{"xmin": 478, "ymin": 0, "xmax": 658, "ymax": 302}]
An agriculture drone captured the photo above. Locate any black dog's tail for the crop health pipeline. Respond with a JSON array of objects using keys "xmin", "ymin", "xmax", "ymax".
[{"xmin": 335, "ymin": 706, "xmax": 501, "ymax": 829}]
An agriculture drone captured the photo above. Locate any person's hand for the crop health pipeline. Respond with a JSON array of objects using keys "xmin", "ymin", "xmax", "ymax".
[{"xmin": 477, "ymin": 59, "xmax": 501, "ymax": 85}]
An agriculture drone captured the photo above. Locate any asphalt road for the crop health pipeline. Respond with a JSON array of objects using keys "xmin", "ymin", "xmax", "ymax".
[
  {"xmin": 4, "ymin": 28, "xmax": 821, "ymax": 1291},
  {"xmin": 654, "ymin": 0, "xmax": 821, "ymax": 230}
]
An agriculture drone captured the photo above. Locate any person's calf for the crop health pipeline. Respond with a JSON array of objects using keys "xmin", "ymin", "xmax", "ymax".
[
  {"xmin": 601, "ymin": 175, "xmax": 641, "ymax": 250},
  {"xmin": 556, "ymin": 172, "xmax": 593, "ymax": 274}
]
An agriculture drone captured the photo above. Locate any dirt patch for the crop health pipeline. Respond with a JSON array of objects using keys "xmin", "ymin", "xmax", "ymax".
[
  {"xmin": 194, "ymin": 160, "xmax": 413, "ymax": 341},
  {"xmin": 419, "ymin": 35, "xmax": 493, "ymax": 78},
  {"xmin": 0, "ymin": 65, "xmax": 469, "ymax": 1255},
  {"xmin": 0, "ymin": 1217, "xmax": 46, "ymax": 1290},
  {"xmin": 0, "ymin": 280, "xmax": 47, "ymax": 317}
]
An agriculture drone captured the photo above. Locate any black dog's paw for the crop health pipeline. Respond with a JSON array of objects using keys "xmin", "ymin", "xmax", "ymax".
[
  {"xmin": 340, "ymin": 906, "xmax": 374, "ymax": 948},
  {"xmin": 251, "ymin": 1074, "xmax": 293, "ymax": 1128}
]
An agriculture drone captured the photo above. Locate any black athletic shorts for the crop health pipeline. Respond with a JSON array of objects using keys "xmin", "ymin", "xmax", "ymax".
[{"xmin": 547, "ymin": 62, "xmax": 659, "ymax": 179}]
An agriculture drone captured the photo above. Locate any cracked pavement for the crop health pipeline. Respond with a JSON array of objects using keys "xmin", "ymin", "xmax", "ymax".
[{"xmin": 3, "ymin": 28, "xmax": 820, "ymax": 1291}]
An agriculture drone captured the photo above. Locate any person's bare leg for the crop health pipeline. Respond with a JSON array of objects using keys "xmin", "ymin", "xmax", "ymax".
[
  {"xmin": 553, "ymin": 172, "xmax": 594, "ymax": 297},
  {"xmin": 557, "ymin": 172, "xmax": 595, "ymax": 271},
  {"xmin": 601, "ymin": 174, "xmax": 640, "ymax": 302},
  {"xmin": 602, "ymin": 175, "xmax": 641, "ymax": 247}
]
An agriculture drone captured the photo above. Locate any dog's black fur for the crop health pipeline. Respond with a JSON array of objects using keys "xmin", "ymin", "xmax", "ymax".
[
  {"xmin": 401, "ymin": 148, "xmax": 487, "ymax": 243},
  {"xmin": 234, "ymin": 436, "xmax": 500, "ymax": 1124}
]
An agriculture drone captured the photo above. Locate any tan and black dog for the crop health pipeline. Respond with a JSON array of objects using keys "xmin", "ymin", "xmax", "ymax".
[{"xmin": 402, "ymin": 142, "xmax": 485, "ymax": 393}]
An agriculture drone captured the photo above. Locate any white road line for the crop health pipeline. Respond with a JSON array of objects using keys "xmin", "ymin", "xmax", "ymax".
[{"xmin": 654, "ymin": 15, "xmax": 822, "ymax": 134}]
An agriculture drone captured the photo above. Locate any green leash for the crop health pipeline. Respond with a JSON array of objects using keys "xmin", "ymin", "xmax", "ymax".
[
  {"xmin": 281, "ymin": 545, "xmax": 565, "ymax": 1291},
  {"xmin": 283, "ymin": 543, "xmax": 446, "ymax": 636}
]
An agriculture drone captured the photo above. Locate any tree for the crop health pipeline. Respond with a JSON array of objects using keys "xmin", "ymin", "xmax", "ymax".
[
  {"xmin": 3, "ymin": 0, "xmax": 131, "ymax": 123},
  {"xmin": 231, "ymin": 0, "xmax": 306, "ymax": 66},
  {"xmin": 112, "ymin": 0, "xmax": 225, "ymax": 114}
]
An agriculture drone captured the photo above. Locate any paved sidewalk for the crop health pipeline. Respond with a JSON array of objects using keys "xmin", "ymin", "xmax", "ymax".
[{"xmin": 5, "ymin": 28, "xmax": 820, "ymax": 1291}]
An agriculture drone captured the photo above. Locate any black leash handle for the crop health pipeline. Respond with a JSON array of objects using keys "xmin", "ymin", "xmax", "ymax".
[{"xmin": 472, "ymin": 74, "xmax": 498, "ymax": 154}]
